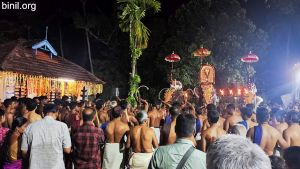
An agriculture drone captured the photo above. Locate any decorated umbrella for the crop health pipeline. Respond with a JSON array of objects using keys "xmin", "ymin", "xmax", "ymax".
[
  {"xmin": 193, "ymin": 45, "xmax": 211, "ymax": 65},
  {"xmin": 241, "ymin": 51, "xmax": 259, "ymax": 86},
  {"xmin": 241, "ymin": 51, "xmax": 259, "ymax": 63},
  {"xmin": 165, "ymin": 51, "xmax": 181, "ymax": 80},
  {"xmin": 193, "ymin": 46, "xmax": 211, "ymax": 58}
]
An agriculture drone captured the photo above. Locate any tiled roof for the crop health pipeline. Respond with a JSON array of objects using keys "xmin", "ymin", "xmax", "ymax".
[{"xmin": 0, "ymin": 39, "xmax": 104, "ymax": 84}]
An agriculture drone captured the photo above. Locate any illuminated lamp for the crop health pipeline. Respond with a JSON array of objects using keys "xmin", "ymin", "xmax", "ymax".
[
  {"xmin": 57, "ymin": 78, "xmax": 75, "ymax": 82},
  {"xmin": 229, "ymin": 89, "xmax": 233, "ymax": 95},
  {"xmin": 244, "ymin": 89, "xmax": 249, "ymax": 95},
  {"xmin": 237, "ymin": 89, "xmax": 242, "ymax": 96},
  {"xmin": 220, "ymin": 89, "xmax": 225, "ymax": 96}
]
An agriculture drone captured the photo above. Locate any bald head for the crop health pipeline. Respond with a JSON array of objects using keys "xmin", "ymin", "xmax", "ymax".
[
  {"xmin": 136, "ymin": 111, "xmax": 148, "ymax": 124},
  {"xmin": 82, "ymin": 107, "xmax": 95, "ymax": 122}
]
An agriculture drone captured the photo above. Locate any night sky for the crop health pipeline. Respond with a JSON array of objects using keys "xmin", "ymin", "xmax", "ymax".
[{"xmin": 1, "ymin": 0, "xmax": 299, "ymax": 101}]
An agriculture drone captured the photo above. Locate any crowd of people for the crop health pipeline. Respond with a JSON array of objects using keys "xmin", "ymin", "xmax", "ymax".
[{"xmin": 0, "ymin": 95, "xmax": 299, "ymax": 169}]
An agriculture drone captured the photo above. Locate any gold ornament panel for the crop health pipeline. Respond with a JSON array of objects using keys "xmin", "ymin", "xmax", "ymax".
[{"xmin": 199, "ymin": 64, "xmax": 215, "ymax": 84}]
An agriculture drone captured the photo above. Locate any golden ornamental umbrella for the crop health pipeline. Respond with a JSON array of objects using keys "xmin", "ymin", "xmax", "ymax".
[{"xmin": 193, "ymin": 46, "xmax": 211, "ymax": 58}]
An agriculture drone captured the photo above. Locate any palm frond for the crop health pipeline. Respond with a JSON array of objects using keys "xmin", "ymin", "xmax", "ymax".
[
  {"xmin": 117, "ymin": 0, "xmax": 160, "ymax": 47},
  {"xmin": 138, "ymin": 0, "xmax": 161, "ymax": 13},
  {"xmin": 118, "ymin": 4, "xmax": 132, "ymax": 32}
]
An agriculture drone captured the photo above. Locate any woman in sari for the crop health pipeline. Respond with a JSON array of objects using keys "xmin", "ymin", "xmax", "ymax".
[{"xmin": 0, "ymin": 117, "xmax": 28, "ymax": 169}]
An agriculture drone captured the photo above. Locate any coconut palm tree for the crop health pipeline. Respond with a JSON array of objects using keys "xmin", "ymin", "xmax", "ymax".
[{"xmin": 118, "ymin": 0, "xmax": 161, "ymax": 105}]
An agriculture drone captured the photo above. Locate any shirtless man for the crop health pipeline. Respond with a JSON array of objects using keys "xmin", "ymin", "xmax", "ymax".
[
  {"xmin": 148, "ymin": 100, "xmax": 164, "ymax": 144},
  {"xmin": 224, "ymin": 104, "xmax": 242, "ymax": 132},
  {"xmin": 106, "ymin": 106, "xmax": 130, "ymax": 143},
  {"xmin": 271, "ymin": 109, "xmax": 288, "ymax": 134},
  {"xmin": 195, "ymin": 106, "xmax": 206, "ymax": 134},
  {"xmin": 23, "ymin": 98, "xmax": 42, "ymax": 123},
  {"xmin": 95, "ymin": 100, "xmax": 109, "ymax": 127},
  {"xmin": 126, "ymin": 111, "xmax": 158, "ymax": 169},
  {"xmin": 283, "ymin": 111, "xmax": 300, "ymax": 147},
  {"xmin": 3, "ymin": 99, "xmax": 15, "ymax": 128},
  {"xmin": 202, "ymin": 104, "xmax": 224, "ymax": 131},
  {"xmin": 238, "ymin": 107, "xmax": 257, "ymax": 130},
  {"xmin": 160, "ymin": 102, "xmax": 181, "ymax": 145},
  {"xmin": 181, "ymin": 105, "xmax": 206, "ymax": 148},
  {"xmin": 201, "ymin": 110, "xmax": 226, "ymax": 152},
  {"xmin": 119, "ymin": 100, "xmax": 138, "ymax": 127},
  {"xmin": 103, "ymin": 106, "xmax": 130, "ymax": 169},
  {"xmin": 148, "ymin": 100, "xmax": 164, "ymax": 127},
  {"xmin": 247, "ymin": 107, "xmax": 288, "ymax": 155}
]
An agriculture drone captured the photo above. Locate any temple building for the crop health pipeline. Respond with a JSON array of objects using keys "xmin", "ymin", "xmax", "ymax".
[{"xmin": 0, "ymin": 39, "xmax": 104, "ymax": 101}]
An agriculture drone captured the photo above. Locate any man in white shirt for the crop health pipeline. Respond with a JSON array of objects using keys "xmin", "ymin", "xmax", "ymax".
[{"xmin": 21, "ymin": 104, "xmax": 71, "ymax": 169}]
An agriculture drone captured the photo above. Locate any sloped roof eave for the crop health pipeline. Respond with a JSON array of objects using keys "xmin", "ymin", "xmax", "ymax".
[{"xmin": 0, "ymin": 39, "xmax": 105, "ymax": 84}]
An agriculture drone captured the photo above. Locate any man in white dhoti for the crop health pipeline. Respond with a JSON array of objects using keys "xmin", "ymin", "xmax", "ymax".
[
  {"xmin": 126, "ymin": 111, "xmax": 158, "ymax": 169},
  {"xmin": 148, "ymin": 100, "xmax": 165, "ymax": 144},
  {"xmin": 103, "ymin": 106, "xmax": 130, "ymax": 169}
]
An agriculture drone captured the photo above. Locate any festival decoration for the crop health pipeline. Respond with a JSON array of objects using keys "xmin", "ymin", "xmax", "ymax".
[
  {"xmin": 199, "ymin": 64, "xmax": 215, "ymax": 84},
  {"xmin": 241, "ymin": 51, "xmax": 260, "ymax": 104},
  {"xmin": 0, "ymin": 37, "xmax": 104, "ymax": 101},
  {"xmin": 241, "ymin": 51, "xmax": 259, "ymax": 86},
  {"xmin": 165, "ymin": 52, "xmax": 181, "ymax": 80},
  {"xmin": 199, "ymin": 64, "xmax": 215, "ymax": 104},
  {"xmin": 193, "ymin": 46, "xmax": 211, "ymax": 58},
  {"xmin": 0, "ymin": 71, "xmax": 103, "ymax": 100},
  {"xmin": 217, "ymin": 87, "xmax": 256, "ymax": 104},
  {"xmin": 135, "ymin": 85, "xmax": 149, "ymax": 102},
  {"xmin": 193, "ymin": 46, "xmax": 215, "ymax": 104},
  {"xmin": 218, "ymin": 88, "xmax": 250, "ymax": 97},
  {"xmin": 241, "ymin": 51, "xmax": 259, "ymax": 63}
]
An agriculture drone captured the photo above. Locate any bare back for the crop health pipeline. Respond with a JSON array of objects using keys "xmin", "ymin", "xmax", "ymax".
[
  {"xmin": 106, "ymin": 118, "xmax": 129, "ymax": 143},
  {"xmin": 128, "ymin": 125, "xmax": 158, "ymax": 153},
  {"xmin": 218, "ymin": 117, "xmax": 225, "ymax": 130},
  {"xmin": 161, "ymin": 120, "xmax": 176, "ymax": 145},
  {"xmin": 201, "ymin": 125, "xmax": 226, "ymax": 152},
  {"xmin": 248, "ymin": 124, "xmax": 287, "ymax": 155},
  {"xmin": 224, "ymin": 115, "xmax": 243, "ymax": 131},
  {"xmin": 148, "ymin": 108, "xmax": 164, "ymax": 128},
  {"xmin": 276, "ymin": 123, "xmax": 288, "ymax": 134},
  {"xmin": 283, "ymin": 124, "xmax": 300, "ymax": 147}
]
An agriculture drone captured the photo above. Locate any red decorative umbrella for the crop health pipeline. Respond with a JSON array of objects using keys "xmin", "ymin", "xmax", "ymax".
[
  {"xmin": 193, "ymin": 46, "xmax": 211, "ymax": 58},
  {"xmin": 241, "ymin": 51, "xmax": 259, "ymax": 63},
  {"xmin": 165, "ymin": 52, "xmax": 181, "ymax": 80},
  {"xmin": 165, "ymin": 52, "xmax": 181, "ymax": 62},
  {"xmin": 241, "ymin": 51, "xmax": 259, "ymax": 88}
]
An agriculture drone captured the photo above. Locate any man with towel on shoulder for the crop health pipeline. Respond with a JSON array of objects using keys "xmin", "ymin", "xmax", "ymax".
[
  {"xmin": 103, "ymin": 106, "xmax": 130, "ymax": 169},
  {"xmin": 247, "ymin": 107, "xmax": 288, "ymax": 155},
  {"xmin": 126, "ymin": 111, "xmax": 158, "ymax": 169}
]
